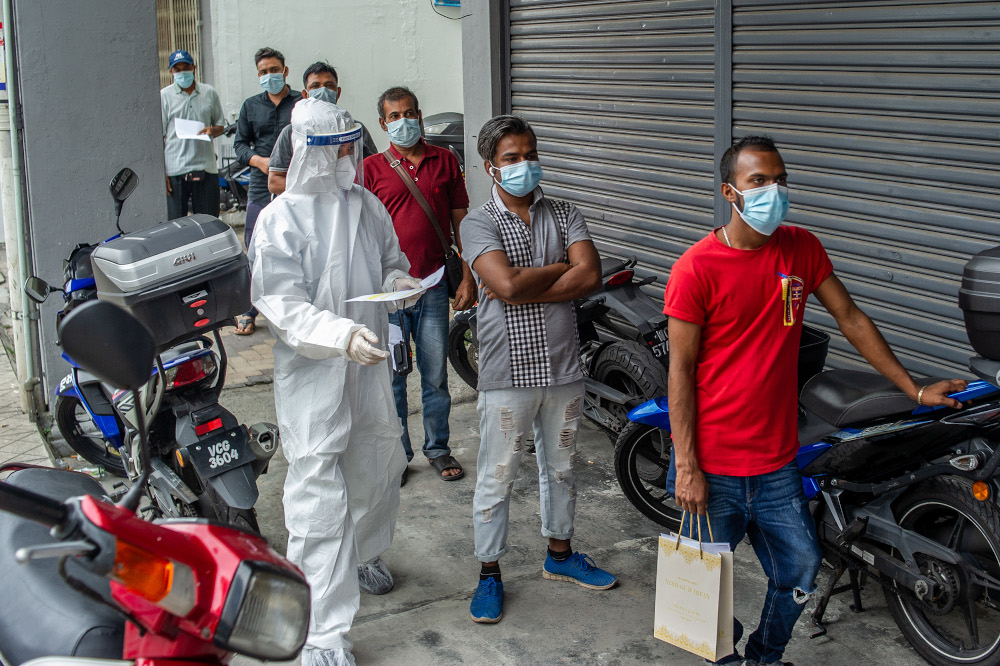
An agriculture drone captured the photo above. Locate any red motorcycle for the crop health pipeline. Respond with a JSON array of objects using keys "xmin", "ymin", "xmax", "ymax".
[{"xmin": 0, "ymin": 300, "xmax": 309, "ymax": 666}]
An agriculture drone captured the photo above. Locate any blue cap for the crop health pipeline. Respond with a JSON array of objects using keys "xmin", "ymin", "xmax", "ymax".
[{"xmin": 168, "ymin": 49, "xmax": 194, "ymax": 68}]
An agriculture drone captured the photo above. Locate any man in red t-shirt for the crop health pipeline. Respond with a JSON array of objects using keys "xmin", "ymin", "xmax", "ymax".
[
  {"xmin": 363, "ymin": 86, "xmax": 476, "ymax": 487},
  {"xmin": 665, "ymin": 136, "xmax": 966, "ymax": 665}
]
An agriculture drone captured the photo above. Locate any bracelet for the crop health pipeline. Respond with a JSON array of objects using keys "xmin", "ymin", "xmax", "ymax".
[{"xmin": 917, "ymin": 386, "xmax": 926, "ymax": 406}]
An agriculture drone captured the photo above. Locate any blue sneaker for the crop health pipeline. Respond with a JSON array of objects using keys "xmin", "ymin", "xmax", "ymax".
[
  {"xmin": 470, "ymin": 576, "xmax": 503, "ymax": 623},
  {"xmin": 542, "ymin": 551, "xmax": 617, "ymax": 590}
]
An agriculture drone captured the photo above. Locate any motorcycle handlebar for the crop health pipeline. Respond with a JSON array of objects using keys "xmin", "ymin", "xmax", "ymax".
[{"xmin": 0, "ymin": 480, "xmax": 68, "ymax": 527}]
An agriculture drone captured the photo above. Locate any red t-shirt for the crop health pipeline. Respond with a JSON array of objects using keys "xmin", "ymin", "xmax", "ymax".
[
  {"xmin": 664, "ymin": 225, "xmax": 833, "ymax": 476},
  {"xmin": 363, "ymin": 140, "xmax": 470, "ymax": 280}
]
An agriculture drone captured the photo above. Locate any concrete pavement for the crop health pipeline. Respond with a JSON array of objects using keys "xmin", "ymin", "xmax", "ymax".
[{"xmin": 0, "ymin": 320, "xmax": 926, "ymax": 665}]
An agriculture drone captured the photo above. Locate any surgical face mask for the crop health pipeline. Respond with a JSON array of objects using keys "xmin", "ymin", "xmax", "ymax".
[
  {"xmin": 308, "ymin": 87, "xmax": 339, "ymax": 105},
  {"xmin": 729, "ymin": 182, "xmax": 789, "ymax": 236},
  {"xmin": 259, "ymin": 72, "xmax": 286, "ymax": 95},
  {"xmin": 173, "ymin": 71, "xmax": 195, "ymax": 89},
  {"xmin": 386, "ymin": 117, "xmax": 421, "ymax": 148},
  {"xmin": 335, "ymin": 155, "xmax": 356, "ymax": 190},
  {"xmin": 489, "ymin": 160, "xmax": 543, "ymax": 197}
]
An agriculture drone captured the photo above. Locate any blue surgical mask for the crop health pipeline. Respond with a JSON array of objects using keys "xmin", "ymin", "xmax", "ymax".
[
  {"xmin": 173, "ymin": 71, "xmax": 195, "ymax": 89},
  {"xmin": 259, "ymin": 72, "xmax": 286, "ymax": 95},
  {"xmin": 490, "ymin": 160, "xmax": 543, "ymax": 197},
  {"xmin": 308, "ymin": 87, "xmax": 339, "ymax": 105},
  {"xmin": 387, "ymin": 117, "xmax": 421, "ymax": 148},
  {"xmin": 729, "ymin": 183, "xmax": 789, "ymax": 236}
]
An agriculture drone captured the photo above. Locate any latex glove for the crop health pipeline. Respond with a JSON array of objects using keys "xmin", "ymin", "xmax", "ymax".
[
  {"xmin": 393, "ymin": 276, "xmax": 424, "ymax": 308},
  {"xmin": 346, "ymin": 328, "xmax": 389, "ymax": 365}
]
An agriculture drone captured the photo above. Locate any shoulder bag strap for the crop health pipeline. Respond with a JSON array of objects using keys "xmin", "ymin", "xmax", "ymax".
[{"xmin": 382, "ymin": 149, "xmax": 452, "ymax": 253}]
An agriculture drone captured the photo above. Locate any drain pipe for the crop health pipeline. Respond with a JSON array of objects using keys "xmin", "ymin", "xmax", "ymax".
[{"xmin": 1, "ymin": 0, "xmax": 40, "ymax": 419}]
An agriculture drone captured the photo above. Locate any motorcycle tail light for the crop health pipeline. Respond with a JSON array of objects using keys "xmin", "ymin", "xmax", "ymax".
[
  {"xmin": 214, "ymin": 562, "xmax": 310, "ymax": 661},
  {"xmin": 165, "ymin": 354, "xmax": 217, "ymax": 391},
  {"xmin": 195, "ymin": 417, "xmax": 224, "ymax": 437},
  {"xmin": 606, "ymin": 270, "xmax": 633, "ymax": 286},
  {"xmin": 112, "ymin": 540, "xmax": 196, "ymax": 616}
]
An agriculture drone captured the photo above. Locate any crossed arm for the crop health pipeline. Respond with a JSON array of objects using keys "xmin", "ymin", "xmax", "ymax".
[{"xmin": 471, "ymin": 239, "xmax": 601, "ymax": 305}]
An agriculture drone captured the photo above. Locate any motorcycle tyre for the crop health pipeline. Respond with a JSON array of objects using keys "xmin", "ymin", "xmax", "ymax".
[
  {"xmin": 197, "ymin": 487, "xmax": 261, "ymax": 534},
  {"xmin": 55, "ymin": 394, "xmax": 127, "ymax": 477},
  {"xmin": 614, "ymin": 420, "xmax": 682, "ymax": 530},
  {"xmin": 592, "ymin": 341, "xmax": 668, "ymax": 442},
  {"xmin": 448, "ymin": 317, "xmax": 479, "ymax": 389},
  {"xmin": 883, "ymin": 477, "xmax": 1000, "ymax": 666}
]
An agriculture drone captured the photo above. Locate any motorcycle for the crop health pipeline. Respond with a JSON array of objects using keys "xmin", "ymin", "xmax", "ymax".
[
  {"xmin": 24, "ymin": 167, "xmax": 278, "ymax": 531},
  {"xmin": 218, "ymin": 121, "xmax": 250, "ymax": 212},
  {"xmin": 449, "ymin": 255, "xmax": 670, "ymax": 441},
  {"xmin": 0, "ymin": 299, "xmax": 309, "ymax": 666},
  {"xmin": 614, "ymin": 247, "xmax": 1000, "ymax": 664}
]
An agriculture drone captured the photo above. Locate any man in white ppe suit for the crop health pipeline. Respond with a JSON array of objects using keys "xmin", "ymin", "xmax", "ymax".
[{"xmin": 249, "ymin": 98, "xmax": 421, "ymax": 666}]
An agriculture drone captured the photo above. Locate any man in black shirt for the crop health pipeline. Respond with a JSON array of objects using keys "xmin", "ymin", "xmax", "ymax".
[{"xmin": 232, "ymin": 46, "xmax": 299, "ymax": 335}]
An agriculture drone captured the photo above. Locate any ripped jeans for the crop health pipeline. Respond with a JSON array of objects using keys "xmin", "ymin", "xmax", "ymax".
[
  {"xmin": 473, "ymin": 381, "xmax": 584, "ymax": 562},
  {"xmin": 696, "ymin": 461, "xmax": 822, "ymax": 665}
]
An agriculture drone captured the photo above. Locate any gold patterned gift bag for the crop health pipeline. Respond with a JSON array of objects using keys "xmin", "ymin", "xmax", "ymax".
[{"xmin": 653, "ymin": 513, "xmax": 734, "ymax": 661}]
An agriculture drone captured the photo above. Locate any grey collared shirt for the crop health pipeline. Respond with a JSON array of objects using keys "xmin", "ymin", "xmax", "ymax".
[
  {"xmin": 160, "ymin": 82, "xmax": 224, "ymax": 177},
  {"xmin": 460, "ymin": 186, "xmax": 592, "ymax": 391}
]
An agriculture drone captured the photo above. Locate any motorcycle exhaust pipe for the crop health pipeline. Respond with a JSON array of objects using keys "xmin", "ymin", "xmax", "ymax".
[{"xmin": 247, "ymin": 422, "xmax": 280, "ymax": 477}]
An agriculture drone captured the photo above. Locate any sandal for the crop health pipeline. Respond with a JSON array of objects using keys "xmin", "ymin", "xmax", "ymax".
[
  {"xmin": 234, "ymin": 315, "xmax": 255, "ymax": 336},
  {"xmin": 429, "ymin": 454, "xmax": 464, "ymax": 481}
]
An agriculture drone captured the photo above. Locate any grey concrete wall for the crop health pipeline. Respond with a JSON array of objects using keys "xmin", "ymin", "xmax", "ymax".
[
  {"xmin": 461, "ymin": 0, "xmax": 506, "ymax": 209},
  {"xmin": 12, "ymin": 0, "xmax": 167, "ymax": 406}
]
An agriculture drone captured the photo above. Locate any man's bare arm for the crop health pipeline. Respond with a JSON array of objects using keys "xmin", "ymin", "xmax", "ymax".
[
  {"xmin": 814, "ymin": 274, "xmax": 965, "ymax": 408},
  {"xmin": 268, "ymin": 170, "xmax": 287, "ymax": 195},
  {"xmin": 492, "ymin": 241, "xmax": 601, "ymax": 305},
  {"xmin": 472, "ymin": 250, "xmax": 570, "ymax": 303},
  {"xmin": 668, "ymin": 317, "xmax": 709, "ymax": 516}
]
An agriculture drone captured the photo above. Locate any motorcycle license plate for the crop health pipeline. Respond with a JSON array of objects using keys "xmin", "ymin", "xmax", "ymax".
[
  {"xmin": 186, "ymin": 428, "xmax": 253, "ymax": 478},
  {"xmin": 644, "ymin": 324, "xmax": 669, "ymax": 359}
]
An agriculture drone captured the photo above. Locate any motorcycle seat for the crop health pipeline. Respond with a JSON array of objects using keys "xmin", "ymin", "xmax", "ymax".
[
  {"xmin": 0, "ymin": 468, "xmax": 124, "ymax": 665},
  {"xmin": 800, "ymin": 370, "xmax": 944, "ymax": 427},
  {"xmin": 600, "ymin": 257, "xmax": 628, "ymax": 278}
]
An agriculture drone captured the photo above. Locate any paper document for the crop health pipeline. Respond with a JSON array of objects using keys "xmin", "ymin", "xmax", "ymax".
[
  {"xmin": 174, "ymin": 118, "xmax": 212, "ymax": 142},
  {"xmin": 345, "ymin": 266, "xmax": 445, "ymax": 303}
]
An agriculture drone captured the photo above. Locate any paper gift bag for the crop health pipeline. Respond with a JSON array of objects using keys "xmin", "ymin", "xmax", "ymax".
[{"xmin": 653, "ymin": 515, "xmax": 734, "ymax": 661}]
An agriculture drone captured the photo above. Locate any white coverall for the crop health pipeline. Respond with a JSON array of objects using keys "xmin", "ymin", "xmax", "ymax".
[{"xmin": 249, "ymin": 99, "xmax": 409, "ymax": 652}]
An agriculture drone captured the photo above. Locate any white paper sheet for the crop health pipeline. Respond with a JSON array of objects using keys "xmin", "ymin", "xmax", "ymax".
[
  {"xmin": 174, "ymin": 118, "xmax": 212, "ymax": 142},
  {"xmin": 345, "ymin": 266, "xmax": 445, "ymax": 303}
]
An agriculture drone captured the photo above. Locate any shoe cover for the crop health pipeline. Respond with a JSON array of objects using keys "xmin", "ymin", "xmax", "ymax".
[
  {"xmin": 358, "ymin": 556, "xmax": 394, "ymax": 595},
  {"xmin": 302, "ymin": 647, "xmax": 356, "ymax": 666}
]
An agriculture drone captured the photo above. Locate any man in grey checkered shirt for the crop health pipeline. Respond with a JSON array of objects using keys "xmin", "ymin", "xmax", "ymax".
[{"xmin": 459, "ymin": 115, "xmax": 618, "ymax": 625}]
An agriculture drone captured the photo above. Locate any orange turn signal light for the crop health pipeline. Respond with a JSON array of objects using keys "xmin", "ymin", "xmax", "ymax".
[
  {"xmin": 113, "ymin": 540, "xmax": 174, "ymax": 603},
  {"xmin": 973, "ymin": 481, "xmax": 990, "ymax": 502}
]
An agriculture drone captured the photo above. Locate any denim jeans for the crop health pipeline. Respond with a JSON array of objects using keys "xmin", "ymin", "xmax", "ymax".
[
  {"xmin": 389, "ymin": 284, "xmax": 451, "ymax": 461},
  {"xmin": 687, "ymin": 461, "xmax": 822, "ymax": 665},
  {"xmin": 473, "ymin": 380, "xmax": 583, "ymax": 562}
]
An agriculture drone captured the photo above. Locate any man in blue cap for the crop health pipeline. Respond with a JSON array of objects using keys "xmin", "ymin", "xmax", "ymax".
[{"xmin": 160, "ymin": 49, "xmax": 225, "ymax": 218}]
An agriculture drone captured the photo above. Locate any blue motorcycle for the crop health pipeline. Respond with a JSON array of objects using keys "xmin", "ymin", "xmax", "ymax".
[{"xmin": 614, "ymin": 250, "xmax": 1000, "ymax": 664}]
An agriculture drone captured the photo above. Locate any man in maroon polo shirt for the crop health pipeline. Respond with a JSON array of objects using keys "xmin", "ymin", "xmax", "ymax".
[{"xmin": 364, "ymin": 86, "xmax": 475, "ymax": 484}]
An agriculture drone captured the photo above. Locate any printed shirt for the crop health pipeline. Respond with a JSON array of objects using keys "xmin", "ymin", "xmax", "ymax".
[
  {"xmin": 160, "ymin": 82, "xmax": 224, "ymax": 177},
  {"xmin": 460, "ymin": 186, "xmax": 592, "ymax": 391},
  {"xmin": 232, "ymin": 89, "xmax": 299, "ymax": 205},
  {"xmin": 363, "ymin": 141, "xmax": 470, "ymax": 279},
  {"xmin": 664, "ymin": 225, "xmax": 833, "ymax": 476}
]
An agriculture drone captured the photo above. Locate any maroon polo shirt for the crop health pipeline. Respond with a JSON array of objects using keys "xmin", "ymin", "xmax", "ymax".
[{"xmin": 364, "ymin": 140, "xmax": 470, "ymax": 280}]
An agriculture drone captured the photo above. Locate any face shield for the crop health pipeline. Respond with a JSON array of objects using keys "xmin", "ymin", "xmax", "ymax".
[{"xmin": 286, "ymin": 98, "xmax": 364, "ymax": 194}]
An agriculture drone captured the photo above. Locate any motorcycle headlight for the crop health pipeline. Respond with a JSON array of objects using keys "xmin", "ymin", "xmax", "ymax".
[{"xmin": 214, "ymin": 561, "xmax": 310, "ymax": 661}]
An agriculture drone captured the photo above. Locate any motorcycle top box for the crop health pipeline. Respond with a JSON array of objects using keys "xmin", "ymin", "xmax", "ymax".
[
  {"xmin": 91, "ymin": 214, "xmax": 250, "ymax": 351},
  {"xmin": 960, "ymin": 243, "xmax": 1000, "ymax": 360}
]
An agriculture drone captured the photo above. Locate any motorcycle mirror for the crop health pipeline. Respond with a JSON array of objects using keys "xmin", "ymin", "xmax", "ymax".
[
  {"xmin": 59, "ymin": 301, "xmax": 154, "ymax": 390},
  {"xmin": 109, "ymin": 168, "xmax": 138, "ymax": 205},
  {"xmin": 22, "ymin": 276, "xmax": 52, "ymax": 304}
]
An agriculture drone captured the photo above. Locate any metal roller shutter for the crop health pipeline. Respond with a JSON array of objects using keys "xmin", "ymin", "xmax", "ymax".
[
  {"xmin": 509, "ymin": 0, "xmax": 717, "ymax": 284},
  {"xmin": 732, "ymin": 0, "xmax": 1000, "ymax": 376}
]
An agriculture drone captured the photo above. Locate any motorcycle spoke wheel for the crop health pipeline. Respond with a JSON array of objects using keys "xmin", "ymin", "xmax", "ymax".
[
  {"xmin": 55, "ymin": 395, "xmax": 127, "ymax": 477},
  {"xmin": 884, "ymin": 477, "xmax": 1000, "ymax": 665},
  {"xmin": 614, "ymin": 421, "xmax": 682, "ymax": 529}
]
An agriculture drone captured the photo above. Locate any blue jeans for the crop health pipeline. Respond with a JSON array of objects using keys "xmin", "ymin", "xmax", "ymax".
[
  {"xmin": 688, "ymin": 461, "xmax": 822, "ymax": 665},
  {"xmin": 389, "ymin": 284, "xmax": 451, "ymax": 461}
]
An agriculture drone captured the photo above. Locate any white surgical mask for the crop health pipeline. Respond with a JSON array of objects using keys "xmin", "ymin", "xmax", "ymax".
[{"xmin": 335, "ymin": 155, "xmax": 356, "ymax": 190}]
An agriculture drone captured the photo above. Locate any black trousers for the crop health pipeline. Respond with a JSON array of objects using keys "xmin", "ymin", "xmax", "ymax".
[{"xmin": 166, "ymin": 171, "xmax": 220, "ymax": 219}]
